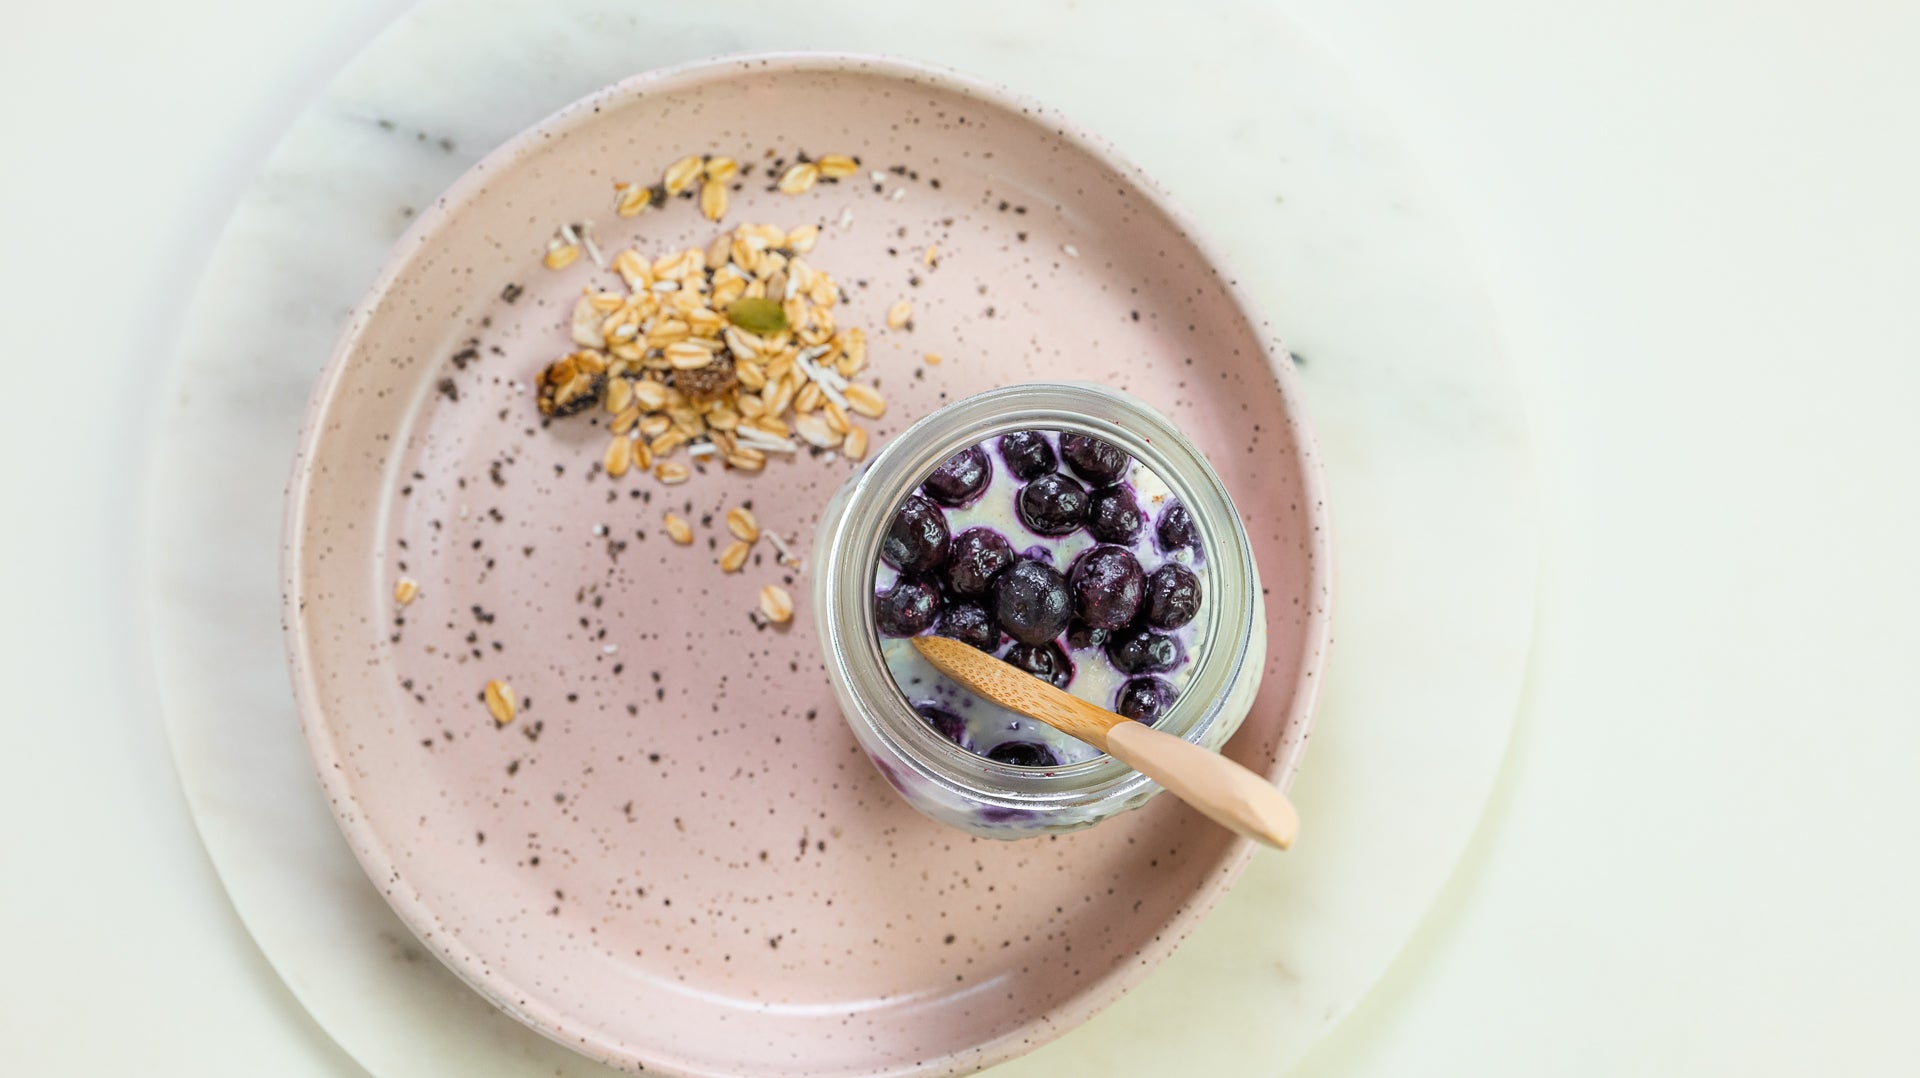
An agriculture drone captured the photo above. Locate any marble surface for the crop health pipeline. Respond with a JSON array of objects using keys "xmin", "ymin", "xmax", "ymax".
[{"xmin": 146, "ymin": 1, "xmax": 1534, "ymax": 1075}]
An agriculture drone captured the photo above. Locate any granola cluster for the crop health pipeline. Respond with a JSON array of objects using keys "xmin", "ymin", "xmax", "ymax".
[{"xmin": 537, "ymin": 219, "xmax": 885, "ymax": 485}]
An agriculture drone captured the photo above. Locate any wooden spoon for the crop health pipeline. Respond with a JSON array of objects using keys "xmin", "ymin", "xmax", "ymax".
[{"xmin": 910, "ymin": 636, "xmax": 1298, "ymax": 850}]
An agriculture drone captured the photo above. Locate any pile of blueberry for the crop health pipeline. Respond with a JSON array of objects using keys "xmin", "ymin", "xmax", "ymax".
[{"xmin": 873, "ymin": 429, "xmax": 1204, "ymax": 766}]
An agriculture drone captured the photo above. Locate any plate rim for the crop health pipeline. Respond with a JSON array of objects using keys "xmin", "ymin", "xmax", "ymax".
[{"xmin": 281, "ymin": 49, "xmax": 1333, "ymax": 1077}]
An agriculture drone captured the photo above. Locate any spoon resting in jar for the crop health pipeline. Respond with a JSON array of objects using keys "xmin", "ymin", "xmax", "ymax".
[{"xmin": 910, "ymin": 635, "xmax": 1298, "ymax": 850}]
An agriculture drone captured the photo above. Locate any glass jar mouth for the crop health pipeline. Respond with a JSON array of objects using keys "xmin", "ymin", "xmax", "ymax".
[{"xmin": 818, "ymin": 382, "xmax": 1259, "ymax": 809}]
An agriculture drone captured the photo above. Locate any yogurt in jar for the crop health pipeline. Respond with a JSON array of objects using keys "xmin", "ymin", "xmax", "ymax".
[{"xmin": 873, "ymin": 429, "xmax": 1206, "ymax": 766}]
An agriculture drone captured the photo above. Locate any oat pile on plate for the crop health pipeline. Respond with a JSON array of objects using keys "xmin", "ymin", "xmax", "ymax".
[{"xmin": 535, "ymin": 152, "xmax": 896, "ymax": 488}]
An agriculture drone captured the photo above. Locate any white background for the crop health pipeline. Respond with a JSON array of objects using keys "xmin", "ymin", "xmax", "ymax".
[{"xmin": 3, "ymin": 1, "xmax": 1915, "ymax": 1075}]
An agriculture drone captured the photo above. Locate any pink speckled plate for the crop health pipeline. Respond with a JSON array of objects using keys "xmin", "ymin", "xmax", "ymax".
[{"xmin": 285, "ymin": 54, "xmax": 1328, "ymax": 1078}]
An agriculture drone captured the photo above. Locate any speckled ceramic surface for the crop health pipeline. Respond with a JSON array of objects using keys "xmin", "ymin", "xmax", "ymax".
[{"xmin": 285, "ymin": 55, "xmax": 1327, "ymax": 1077}]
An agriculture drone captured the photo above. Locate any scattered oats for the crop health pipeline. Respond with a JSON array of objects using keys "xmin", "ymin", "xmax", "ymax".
[
  {"xmin": 544, "ymin": 243, "xmax": 581, "ymax": 271},
  {"xmin": 762, "ymin": 377, "xmax": 796, "ymax": 417},
  {"xmin": 923, "ymin": 245, "xmax": 938, "ymax": 266},
  {"xmin": 688, "ymin": 441, "xmax": 721, "ymax": 459},
  {"xmin": 614, "ymin": 248, "xmax": 649, "ymax": 288},
  {"xmin": 840, "ymin": 327, "xmax": 868, "ymax": 374},
  {"xmin": 759, "ymin": 584, "xmax": 795, "ymax": 624},
  {"xmin": 604, "ymin": 377, "xmax": 634, "ymax": 414},
  {"xmin": 664, "ymin": 154, "xmax": 704, "ymax": 195},
  {"xmin": 664, "ymin": 512, "xmax": 694, "ymax": 544},
  {"xmin": 655, "ymin": 461, "xmax": 691, "ymax": 484},
  {"xmin": 726, "ymin": 451, "xmax": 766, "ymax": 473},
  {"xmin": 394, "ymin": 578, "xmax": 420, "ymax": 605},
  {"xmin": 742, "ymin": 222, "xmax": 786, "ymax": 248},
  {"xmin": 484, "ymin": 680, "xmax": 517, "ymax": 725},
  {"xmin": 615, "ymin": 182, "xmax": 653, "ymax": 217},
  {"xmin": 795, "ymin": 355, "xmax": 849, "ymax": 409},
  {"xmin": 665, "ymin": 341, "xmax": 714, "ymax": 370},
  {"xmin": 735, "ymin": 426, "xmax": 799, "ymax": 455},
  {"xmin": 699, "ymin": 178, "xmax": 729, "ymax": 221},
  {"xmin": 817, "ymin": 154, "xmax": 859, "ymax": 179},
  {"xmin": 573, "ymin": 295, "xmax": 608, "ymax": 347},
  {"xmin": 704, "ymin": 156, "xmax": 739, "ymax": 182},
  {"xmin": 778, "ymin": 162, "xmax": 821, "ymax": 195},
  {"xmin": 604, "ymin": 433, "xmax": 634, "ymax": 477},
  {"xmin": 886, "ymin": 300, "xmax": 913, "ymax": 330},
  {"xmin": 1062, "ymin": 243, "xmax": 1080, "ymax": 258},
  {"xmin": 719, "ymin": 539, "xmax": 752, "ymax": 573},
  {"xmin": 838, "ymin": 206, "xmax": 854, "ymax": 230},
  {"xmin": 843, "ymin": 425, "xmax": 869, "ymax": 461},
  {"xmin": 795, "ymin": 411, "xmax": 843, "ymax": 449},
  {"xmin": 823, "ymin": 399, "xmax": 850, "ymax": 435},
  {"xmin": 844, "ymin": 383, "xmax": 886, "ymax": 418},
  {"xmin": 632, "ymin": 379, "xmax": 668, "ymax": 412},
  {"xmin": 650, "ymin": 429, "xmax": 689, "ymax": 456},
  {"xmin": 788, "ymin": 224, "xmax": 820, "ymax": 252},
  {"xmin": 924, "ymin": 352, "xmax": 943, "ymax": 366},
  {"xmin": 748, "ymin": 414, "xmax": 792, "ymax": 439},
  {"xmin": 726, "ymin": 507, "xmax": 760, "ymax": 542}
]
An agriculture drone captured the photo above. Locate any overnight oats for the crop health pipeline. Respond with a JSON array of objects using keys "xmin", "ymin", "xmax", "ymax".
[
  {"xmin": 814, "ymin": 383, "xmax": 1266, "ymax": 837},
  {"xmin": 874, "ymin": 430, "xmax": 1206, "ymax": 768}
]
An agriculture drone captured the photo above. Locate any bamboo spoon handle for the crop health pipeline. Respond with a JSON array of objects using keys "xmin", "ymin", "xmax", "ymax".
[
  {"xmin": 1103, "ymin": 721, "xmax": 1298, "ymax": 850},
  {"xmin": 909, "ymin": 635, "xmax": 1297, "ymax": 850}
]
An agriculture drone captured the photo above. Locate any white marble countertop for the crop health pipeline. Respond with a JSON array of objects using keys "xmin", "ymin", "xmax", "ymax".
[{"xmin": 3, "ymin": 1, "xmax": 1917, "ymax": 1075}]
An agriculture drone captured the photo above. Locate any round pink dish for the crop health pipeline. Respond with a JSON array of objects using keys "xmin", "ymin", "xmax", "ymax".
[{"xmin": 284, "ymin": 53, "xmax": 1330, "ymax": 1077}]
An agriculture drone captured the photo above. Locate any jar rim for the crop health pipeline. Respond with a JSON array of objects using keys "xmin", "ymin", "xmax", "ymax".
[{"xmin": 816, "ymin": 382, "xmax": 1260, "ymax": 811}]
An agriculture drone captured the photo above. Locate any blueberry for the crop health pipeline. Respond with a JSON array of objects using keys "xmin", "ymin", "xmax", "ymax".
[
  {"xmin": 1060, "ymin": 433, "xmax": 1130, "ymax": 485},
  {"xmin": 1017, "ymin": 473, "xmax": 1090, "ymax": 536},
  {"xmin": 1003, "ymin": 642, "xmax": 1073, "ymax": 690},
  {"xmin": 988, "ymin": 741, "xmax": 1061, "ymax": 768},
  {"xmin": 1157, "ymin": 501, "xmax": 1199, "ymax": 554},
  {"xmin": 874, "ymin": 578, "xmax": 941, "ymax": 637},
  {"xmin": 1068, "ymin": 545, "xmax": 1146, "ymax": 630},
  {"xmin": 915, "ymin": 702, "xmax": 971, "ymax": 747},
  {"xmin": 1107, "ymin": 625, "xmax": 1181, "ymax": 674},
  {"xmin": 1066, "ymin": 620, "xmax": 1111, "ymax": 651},
  {"xmin": 991, "ymin": 559, "xmax": 1072, "ymax": 646},
  {"xmin": 1143, "ymin": 563, "xmax": 1202, "ymax": 629},
  {"xmin": 1115, "ymin": 677, "xmax": 1177, "ymax": 726},
  {"xmin": 922, "ymin": 444, "xmax": 992, "ymax": 507},
  {"xmin": 936, "ymin": 601, "xmax": 999, "ymax": 652},
  {"xmin": 881, "ymin": 493, "xmax": 950, "ymax": 573},
  {"xmin": 1087, "ymin": 485, "xmax": 1144, "ymax": 543},
  {"xmin": 998, "ymin": 430, "xmax": 1057, "ymax": 480},
  {"xmin": 945, "ymin": 527, "xmax": 1015, "ymax": 597}
]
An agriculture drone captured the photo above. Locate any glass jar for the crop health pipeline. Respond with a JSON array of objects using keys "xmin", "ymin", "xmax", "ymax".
[{"xmin": 812, "ymin": 383, "xmax": 1265, "ymax": 837}]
